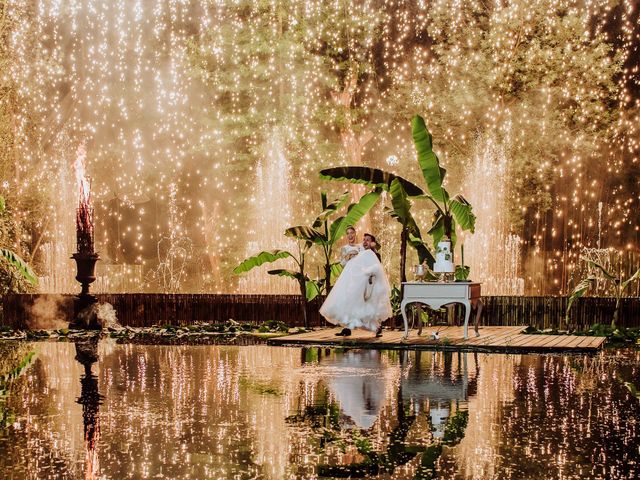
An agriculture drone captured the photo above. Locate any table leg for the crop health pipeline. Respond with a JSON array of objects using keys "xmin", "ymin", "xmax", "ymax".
[
  {"xmin": 462, "ymin": 300, "xmax": 471, "ymax": 339},
  {"xmin": 473, "ymin": 299, "xmax": 483, "ymax": 337},
  {"xmin": 401, "ymin": 300, "xmax": 411, "ymax": 340}
]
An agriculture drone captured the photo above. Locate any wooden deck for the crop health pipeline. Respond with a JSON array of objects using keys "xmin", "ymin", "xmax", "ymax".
[{"xmin": 268, "ymin": 326, "xmax": 607, "ymax": 353}]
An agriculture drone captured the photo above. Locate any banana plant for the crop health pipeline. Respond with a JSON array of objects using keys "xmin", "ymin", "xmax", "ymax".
[
  {"xmin": 566, "ymin": 257, "xmax": 640, "ymax": 327},
  {"xmin": 319, "ymin": 169, "xmax": 434, "ymax": 292},
  {"xmin": 233, "ymin": 246, "xmax": 319, "ymax": 328},
  {"xmin": 0, "ymin": 196, "xmax": 37, "ymax": 286},
  {"xmin": 286, "ymin": 188, "xmax": 382, "ymax": 293},
  {"xmin": 387, "ymin": 178, "xmax": 435, "ymax": 285},
  {"xmin": 412, "ymin": 115, "xmax": 476, "ymax": 252}
]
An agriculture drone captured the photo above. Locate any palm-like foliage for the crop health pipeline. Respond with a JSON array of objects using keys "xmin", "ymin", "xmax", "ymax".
[
  {"xmin": 412, "ymin": 115, "xmax": 476, "ymax": 250},
  {"xmin": 233, "ymin": 245, "xmax": 317, "ymax": 327},
  {"xmin": 0, "ymin": 196, "xmax": 37, "ymax": 287},
  {"xmin": 319, "ymin": 169, "xmax": 434, "ymax": 292},
  {"xmin": 286, "ymin": 189, "xmax": 382, "ymax": 293},
  {"xmin": 566, "ymin": 257, "xmax": 640, "ymax": 327},
  {"xmin": 233, "ymin": 189, "xmax": 382, "ymax": 325},
  {"xmin": 0, "ymin": 248, "xmax": 38, "ymax": 286},
  {"xmin": 320, "ymin": 115, "xmax": 476, "ymax": 284}
]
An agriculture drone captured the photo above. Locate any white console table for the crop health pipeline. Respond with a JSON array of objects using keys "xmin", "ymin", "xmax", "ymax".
[{"xmin": 400, "ymin": 282, "xmax": 483, "ymax": 340}]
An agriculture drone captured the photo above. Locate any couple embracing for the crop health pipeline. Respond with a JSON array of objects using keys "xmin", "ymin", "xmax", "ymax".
[{"xmin": 320, "ymin": 226, "xmax": 392, "ymax": 338}]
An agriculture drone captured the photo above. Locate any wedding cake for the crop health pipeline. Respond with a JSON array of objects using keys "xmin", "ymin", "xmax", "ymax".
[{"xmin": 433, "ymin": 238, "xmax": 454, "ymax": 273}]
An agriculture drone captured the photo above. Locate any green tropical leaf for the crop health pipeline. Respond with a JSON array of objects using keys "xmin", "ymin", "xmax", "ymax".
[
  {"xmin": 411, "ymin": 115, "xmax": 448, "ymax": 204},
  {"xmin": 329, "ymin": 189, "xmax": 382, "ymax": 243},
  {"xmin": 584, "ymin": 259, "xmax": 617, "ymax": 282},
  {"xmin": 313, "ymin": 191, "xmax": 350, "ymax": 228},
  {"xmin": 624, "ymin": 382, "xmax": 640, "ymax": 400},
  {"xmin": 233, "ymin": 250, "xmax": 293, "ymax": 274},
  {"xmin": 305, "ymin": 280, "xmax": 323, "ymax": 301},
  {"xmin": 407, "ymin": 233, "xmax": 435, "ymax": 268},
  {"xmin": 450, "ymin": 195, "xmax": 476, "ymax": 233},
  {"xmin": 319, "ymin": 166, "xmax": 424, "ymax": 197},
  {"xmin": 455, "ymin": 265, "xmax": 470, "ymax": 281},
  {"xmin": 621, "ymin": 267, "xmax": 640, "ymax": 291},
  {"xmin": 330, "ymin": 262, "xmax": 344, "ymax": 284},
  {"xmin": 566, "ymin": 276, "xmax": 596, "ymax": 321},
  {"xmin": 428, "ymin": 212, "xmax": 445, "ymax": 247},
  {"xmin": 0, "ymin": 248, "xmax": 38, "ymax": 285},
  {"xmin": 267, "ymin": 268, "xmax": 307, "ymax": 283},
  {"xmin": 285, "ymin": 225, "xmax": 327, "ymax": 244},
  {"xmin": 450, "ymin": 218, "xmax": 458, "ymax": 250},
  {"xmin": 389, "ymin": 178, "xmax": 413, "ymax": 227}
]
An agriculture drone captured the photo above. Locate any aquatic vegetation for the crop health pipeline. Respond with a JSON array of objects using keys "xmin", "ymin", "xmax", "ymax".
[
  {"xmin": 0, "ymin": 343, "xmax": 35, "ymax": 428},
  {"xmin": 567, "ymin": 257, "xmax": 640, "ymax": 327}
]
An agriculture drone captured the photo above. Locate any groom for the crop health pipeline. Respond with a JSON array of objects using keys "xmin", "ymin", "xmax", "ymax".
[{"xmin": 363, "ymin": 233, "xmax": 381, "ymax": 261}]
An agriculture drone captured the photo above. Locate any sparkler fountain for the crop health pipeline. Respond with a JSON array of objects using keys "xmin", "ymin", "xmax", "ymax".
[
  {"xmin": 1, "ymin": 1, "xmax": 637, "ymax": 296},
  {"xmin": 70, "ymin": 145, "xmax": 100, "ymax": 328}
]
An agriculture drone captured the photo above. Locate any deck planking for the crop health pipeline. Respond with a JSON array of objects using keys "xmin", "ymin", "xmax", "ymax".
[{"xmin": 268, "ymin": 326, "xmax": 606, "ymax": 353}]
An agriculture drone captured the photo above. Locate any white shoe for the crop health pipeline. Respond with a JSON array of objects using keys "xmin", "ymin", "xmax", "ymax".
[{"xmin": 432, "ymin": 331, "xmax": 439, "ymax": 340}]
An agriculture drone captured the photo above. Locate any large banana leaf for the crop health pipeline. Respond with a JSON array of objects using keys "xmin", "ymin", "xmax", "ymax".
[
  {"xmin": 450, "ymin": 195, "xmax": 476, "ymax": 233},
  {"xmin": 285, "ymin": 225, "xmax": 327, "ymax": 244},
  {"xmin": 584, "ymin": 258, "xmax": 617, "ymax": 282},
  {"xmin": 330, "ymin": 262, "xmax": 343, "ymax": 284},
  {"xmin": 305, "ymin": 280, "xmax": 323, "ymax": 301},
  {"xmin": 412, "ymin": 115, "xmax": 448, "ymax": 204},
  {"xmin": 233, "ymin": 250, "xmax": 293, "ymax": 274},
  {"xmin": 389, "ymin": 178, "xmax": 413, "ymax": 228},
  {"xmin": 267, "ymin": 268, "xmax": 306, "ymax": 282},
  {"xmin": 622, "ymin": 267, "xmax": 640, "ymax": 291},
  {"xmin": 268, "ymin": 269, "xmax": 319, "ymax": 300},
  {"xmin": 319, "ymin": 166, "xmax": 424, "ymax": 197},
  {"xmin": 428, "ymin": 211, "xmax": 446, "ymax": 247},
  {"xmin": 329, "ymin": 189, "xmax": 382, "ymax": 243},
  {"xmin": 0, "ymin": 248, "xmax": 38, "ymax": 285},
  {"xmin": 407, "ymin": 233, "xmax": 435, "ymax": 268},
  {"xmin": 312, "ymin": 191, "xmax": 350, "ymax": 228},
  {"xmin": 450, "ymin": 218, "xmax": 458, "ymax": 250},
  {"xmin": 566, "ymin": 276, "xmax": 596, "ymax": 321}
]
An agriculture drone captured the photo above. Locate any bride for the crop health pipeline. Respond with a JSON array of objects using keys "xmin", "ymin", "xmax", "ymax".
[{"xmin": 320, "ymin": 234, "xmax": 392, "ymax": 337}]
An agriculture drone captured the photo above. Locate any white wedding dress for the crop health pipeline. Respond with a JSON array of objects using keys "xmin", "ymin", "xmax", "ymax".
[{"xmin": 320, "ymin": 249, "xmax": 392, "ymax": 332}]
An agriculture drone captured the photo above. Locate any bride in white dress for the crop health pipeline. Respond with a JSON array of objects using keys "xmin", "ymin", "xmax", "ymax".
[{"xmin": 320, "ymin": 234, "xmax": 392, "ymax": 336}]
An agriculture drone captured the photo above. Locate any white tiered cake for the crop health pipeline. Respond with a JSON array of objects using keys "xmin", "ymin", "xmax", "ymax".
[{"xmin": 433, "ymin": 239, "xmax": 454, "ymax": 273}]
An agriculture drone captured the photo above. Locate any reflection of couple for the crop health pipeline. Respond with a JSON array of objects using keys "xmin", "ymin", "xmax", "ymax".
[{"xmin": 320, "ymin": 226, "xmax": 392, "ymax": 337}]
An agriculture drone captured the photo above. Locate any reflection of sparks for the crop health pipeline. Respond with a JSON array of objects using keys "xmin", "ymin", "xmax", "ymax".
[{"xmin": 386, "ymin": 155, "xmax": 399, "ymax": 166}]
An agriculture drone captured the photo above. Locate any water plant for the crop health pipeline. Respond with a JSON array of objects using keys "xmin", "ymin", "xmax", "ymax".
[
  {"xmin": 0, "ymin": 196, "xmax": 37, "ymax": 288},
  {"xmin": 566, "ymin": 257, "xmax": 640, "ymax": 327}
]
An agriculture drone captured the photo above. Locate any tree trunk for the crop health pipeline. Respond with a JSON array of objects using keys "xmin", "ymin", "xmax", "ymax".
[
  {"xmin": 298, "ymin": 274, "xmax": 308, "ymax": 328},
  {"xmin": 399, "ymin": 228, "xmax": 408, "ymax": 298},
  {"xmin": 332, "ymin": 70, "xmax": 374, "ymax": 232},
  {"xmin": 612, "ymin": 295, "xmax": 620, "ymax": 328},
  {"xmin": 324, "ymin": 261, "xmax": 332, "ymax": 295}
]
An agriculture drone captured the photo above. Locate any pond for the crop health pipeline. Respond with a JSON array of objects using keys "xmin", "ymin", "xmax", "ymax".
[{"xmin": 0, "ymin": 341, "xmax": 638, "ymax": 479}]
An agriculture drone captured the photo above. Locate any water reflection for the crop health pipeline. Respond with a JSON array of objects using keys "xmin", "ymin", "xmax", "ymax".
[
  {"xmin": 0, "ymin": 344, "xmax": 637, "ymax": 479},
  {"xmin": 74, "ymin": 338, "xmax": 103, "ymax": 480}
]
